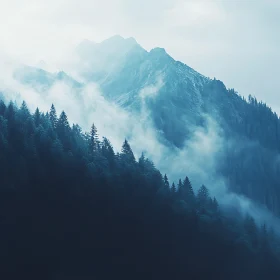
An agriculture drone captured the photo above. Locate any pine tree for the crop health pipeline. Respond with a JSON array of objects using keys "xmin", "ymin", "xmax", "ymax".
[
  {"xmin": 34, "ymin": 108, "xmax": 41, "ymax": 127},
  {"xmin": 171, "ymin": 182, "xmax": 176, "ymax": 194},
  {"xmin": 0, "ymin": 100, "xmax": 6, "ymax": 116},
  {"xmin": 57, "ymin": 111, "xmax": 71, "ymax": 151},
  {"xmin": 177, "ymin": 179, "xmax": 183, "ymax": 192},
  {"xmin": 178, "ymin": 176, "xmax": 195, "ymax": 207},
  {"xmin": 5, "ymin": 102, "xmax": 15, "ymax": 121},
  {"xmin": 121, "ymin": 139, "xmax": 135, "ymax": 163},
  {"xmin": 49, "ymin": 104, "xmax": 58, "ymax": 128},
  {"xmin": 139, "ymin": 152, "xmax": 146, "ymax": 170},
  {"xmin": 163, "ymin": 174, "xmax": 170, "ymax": 189},
  {"xmin": 89, "ymin": 123, "xmax": 99, "ymax": 153},
  {"xmin": 212, "ymin": 197, "xmax": 219, "ymax": 212},
  {"xmin": 20, "ymin": 101, "xmax": 29, "ymax": 113},
  {"xmin": 101, "ymin": 137, "xmax": 115, "ymax": 167},
  {"xmin": 20, "ymin": 101, "xmax": 26, "ymax": 110},
  {"xmin": 197, "ymin": 185, "xmax": 209, "ymax": 200},
  {"xmin": 197, "ymin": 185, "xmax": 210, "ymax": 211},
  {"xmin": 183, "ymin": 176, "xmax": 194, "ymax": 198},
  {"xmin": 58, "ymin": 111, "xmax": 70, "ymax": 129},
  {"xmin": 19, "ymin": 102, "xmax": 31, "ymax": 139}
]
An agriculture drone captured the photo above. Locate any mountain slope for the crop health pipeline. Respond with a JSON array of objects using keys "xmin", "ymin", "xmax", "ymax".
[
  {"xmin": 13, "ymin": 65, "xmax": 83, "ymax": 91},
  {"xmin": 75, "ymin": 36, "xmax": 208, "ymax": 146},
  {"xmin": 8, "ymin": 35, "xmax": 280, "ymax": 216},
  {"xmin": 0, "ymin": 100, "xmax": 279, "ymax": 280},
  {"xmin": 73, "ymin": 36, "xmax": 280, "ymax": 215}
]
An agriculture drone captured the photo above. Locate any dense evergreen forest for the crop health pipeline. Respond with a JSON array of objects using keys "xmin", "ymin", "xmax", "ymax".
[
  {"xmin": 201, "ymin": 80, "xmax": 280, "ymax": 214},
  {"xmin": 0, "ymin": 99, "xmax": 280, "ymax": 280},
  {"xmin": 8, "ymin": 37, "xmax": 280, "ymax": 216}
]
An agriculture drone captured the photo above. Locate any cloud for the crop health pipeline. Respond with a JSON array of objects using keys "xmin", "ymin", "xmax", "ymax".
[
  {"xmin": 139, "ymin": 75, "xmax": 164, "ymax": 100},
  {"xmin": 1, "ymin": 55, "xmax": 280, "ymax": 232},
  {"xmin": 1, "ymin": 1, "xmax": 280, "ymax": 230},
  {"xmin": 1, "ymin": 0, "xmax": 280, "ymax": 115},
  {"xmin": 166, "ymin": 1, "xmax": 226, "ymax": 27}
]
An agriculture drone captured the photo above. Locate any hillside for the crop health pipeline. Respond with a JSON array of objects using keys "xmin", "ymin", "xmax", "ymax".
[
  {"xmin": 71, "ymin": 36, "xmax": 280, "ymax": 215},
  {"xmin": 0, "ymin": 100, "xmax": 279, "ymax": 279},
  {"xmin": 7, "ymin": 35, "xmax": 280, "ymax": 215}
]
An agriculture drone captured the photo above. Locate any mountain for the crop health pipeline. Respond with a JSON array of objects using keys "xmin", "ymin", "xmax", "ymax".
[
  {"xmin": 8, "ymin": 35, "xmax": 280, "ymax": 216},
  {"xmin": 75, "ymin": 35, "xmax": 208, "ymax": 146},
  {"xmin": 2, "ymin": 35, "xmax": 280, "ymax": 279},
  {"xmin": 13, "ymin": 65, "xmax": 83, "ymax": 91},
  {"xmin": 73, "ymin": 36, "xmax": 280, "ymax": 215}
]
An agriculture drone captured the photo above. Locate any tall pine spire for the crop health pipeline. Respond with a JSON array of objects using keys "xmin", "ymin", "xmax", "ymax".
[
  {"xmin": 34, "ymin": 108, "xmax": 41, "ymax": 127},
  {"xmin": 163, "ymin": 174, "xmax": 170, "ymax": 189},
  {"xmin": 183, "ymin": 176, "xmax": 194, "ymax": 198},
  {"xmin": 89, "ymin": 123, "xmax": 99, "ymax": 153},
  {"xmin": 178, "ymin": 176, "xmax": 195, "ymax": 206},
  {"xmin": 197, "ymin": 184, "xmax": 210, "ymax": 211},
  {"xmin": 49, "ymin": 104, "xmax": 58, "ymax": 128},
  {"xmin": 121, "ymin": 139, "xmax": 135, "ymax": 163}
]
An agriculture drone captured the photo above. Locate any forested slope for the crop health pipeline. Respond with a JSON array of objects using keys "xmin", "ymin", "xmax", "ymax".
[
  {"xmin": 52, "ymin": 36, "xmax": 280, "ymax": 215},
  {"xmin": 0, "ymin": 100, "xmax": 279, "ymax": 280},
  {"xmin": 202, "ymin": 80, "xmax": 280, "ymax": 214},
  {"xmin": 10, "ymin": 36, "xmax": 280, "ymax": 216}
]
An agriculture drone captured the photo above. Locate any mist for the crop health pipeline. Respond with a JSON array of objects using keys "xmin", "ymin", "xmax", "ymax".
[{"xmin": 1, "ymin": 55, "xmax": 280, "ymax": 232}]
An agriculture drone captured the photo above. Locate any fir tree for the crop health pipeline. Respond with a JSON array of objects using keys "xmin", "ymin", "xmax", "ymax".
[
  {"xmin": 5, "ymin": 101, "xmax": 15, "ymax": 121},
  {"xmin": 177, "ymin": 179, "xmax": 183, "ymax": 192},
  {"xmin": 138, "ymin": 152, "xmax": 146, "ymax": 170},
  {"xmin": 121, "ymin": 139, "xmax": 135, "ymax": 163},
  {"xmin": 20, "ymin": 101, "xmax": 29, "ymax": 114},
  {"xmin": 57, "ymin": 111, "xmax": 70, "ymax": 130},
  {"xmin": 57, "ymin": 111, "xmax": 71, "ymax": 151},
  {"xmin": 171, "ymin": 182, "xmax": 176, "ymax": 194},
  {"xmin": 197, "ymin": 185, "xmax": 210, "ymax": 211},
  {"xmin": 178, "ymin": 176, "xmax": 195, "ymax": 206},
  {"xmin": 212, "ymin": 197, "xmax": 219, "ymax": 212},
  {"xmin": 163, "ymin": 174, "xmax": 170, "ymax": 189},
  {"xmin": 89, "ymin": 123, "xmax": 99, "ymax": 153},
  {"xmin": 49, "ymin": 104, "xmax": 58, "ymax": 128},
  {"xmin": 0, "ymin": 100, "xmax": 6, "ymax": 116},
  {"xmin": 183, "ymin": 176, "xmax": 194, "ymax": 199},
  {"xmin": 101, "ymin": 137, "xmax": 115, "ymax": 167},
  {"xmin": 34, "ymin": 108, "xmax": 41, "ymax": 127}
]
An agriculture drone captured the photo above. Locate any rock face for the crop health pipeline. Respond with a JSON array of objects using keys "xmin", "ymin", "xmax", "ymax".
[
  {"xmin": 74, "ymin": 36, "xmax": 209, "ymax": 147},
  {"xmin": 72, "ymin": 36, "xmax": 280, "ymax": 215},
  {"xmin": 11, "ymin": 35, "xmax": 280, "ymax": 215}
]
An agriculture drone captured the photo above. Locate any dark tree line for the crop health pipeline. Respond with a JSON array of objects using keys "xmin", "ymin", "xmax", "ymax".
[
  {"xmin": 0, "ymin": 99, "xmax": 279, "ymax": 279},
  {"xmin": 199, "ymin": 80, "xmax": 280, "ymax": 215}
]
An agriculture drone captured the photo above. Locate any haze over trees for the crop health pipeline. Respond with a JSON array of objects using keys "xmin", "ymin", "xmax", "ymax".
[
  {"xmin": 8, "ymin": 36, "xmax": 280, "ymax": 217},
  {"xmin": 2, "ymin": 36, "xmax": 280, "ymax": 280},
  {"xmin": 0, "ymin": 100, "xmax": 280, "ymax": 280}
]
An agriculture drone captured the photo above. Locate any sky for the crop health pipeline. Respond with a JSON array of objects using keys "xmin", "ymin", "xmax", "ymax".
[
  {"xmin": 1, "ymin": 0, "xmax": 280, "ymax": 228},
  {"xmin": 0, "ymin": 0, "xmax": 280, "ymax": 112}
]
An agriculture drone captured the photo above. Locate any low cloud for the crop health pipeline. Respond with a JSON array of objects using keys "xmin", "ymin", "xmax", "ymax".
[
  {"xmin": 1, "ymin": 56, "xmax": 279, "ymax": 232},
  {"xmin": 1, "ymin": 0, "xmax": 280, "ymax": 114},
  {"xmin": 139, "ymin": 75, "xmax": 164, "ymax": 100}
]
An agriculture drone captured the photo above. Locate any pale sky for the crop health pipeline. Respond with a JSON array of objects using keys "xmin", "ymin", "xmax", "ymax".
[{"xmin": 1, "ymin": 0, "xmax": 280, "ymax": 112}]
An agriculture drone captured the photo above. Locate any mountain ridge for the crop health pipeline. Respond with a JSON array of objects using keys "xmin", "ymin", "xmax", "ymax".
[
  {"xmin": 71, "ymin": 36, "xmax": 280, "ymax": 215},
  {"xmin": 8, "ymin": 35, "xmax": 280, "ymax": 216}
]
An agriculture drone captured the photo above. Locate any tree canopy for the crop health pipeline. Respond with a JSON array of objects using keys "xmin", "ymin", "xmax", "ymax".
[{"xmin": 0, "ymin": 100, "xmax": 279, "ymax": 280}]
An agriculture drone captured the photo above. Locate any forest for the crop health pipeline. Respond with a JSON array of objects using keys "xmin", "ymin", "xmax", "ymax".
[
  {"xmin": 0, "ymin": 99, "xmax": 280, "ymax": 279},
  {"xmin": 196, "ymin": 80, "xmax": 280, "ymax": 214}
]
